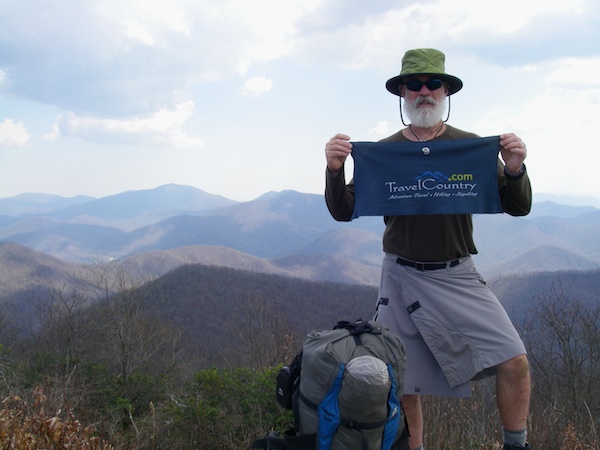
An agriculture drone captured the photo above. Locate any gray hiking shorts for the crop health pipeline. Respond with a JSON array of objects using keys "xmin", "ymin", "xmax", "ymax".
[{"xmin": 374, "ymin": 254, "xmax": 526, "ymax": 398}]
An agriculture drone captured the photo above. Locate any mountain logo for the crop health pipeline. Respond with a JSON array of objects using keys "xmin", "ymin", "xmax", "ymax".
[{"xmin": 416, "ymin": 171, "xmax": 449, "ymax": 182}]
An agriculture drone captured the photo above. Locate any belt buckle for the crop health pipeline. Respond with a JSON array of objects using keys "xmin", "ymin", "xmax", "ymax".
[{"xmin": 415, "ymin": 262, "xmax": 426, "ymax": 271}]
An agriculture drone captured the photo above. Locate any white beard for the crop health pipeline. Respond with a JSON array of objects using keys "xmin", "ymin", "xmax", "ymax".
[{"xmin": 404, "ymin": 96, "xmax": 447, "ymax": 128}]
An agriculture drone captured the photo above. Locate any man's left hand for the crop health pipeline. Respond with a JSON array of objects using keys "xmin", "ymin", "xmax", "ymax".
[{"xmin": 499, "ymin": 133, "xmax": 527, "ymax": 176}]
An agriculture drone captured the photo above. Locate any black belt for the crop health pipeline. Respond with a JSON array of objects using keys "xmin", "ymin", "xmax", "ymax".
[{"xmin": 396, "ymin": 257, "xmax": 461, "ymax": 271}]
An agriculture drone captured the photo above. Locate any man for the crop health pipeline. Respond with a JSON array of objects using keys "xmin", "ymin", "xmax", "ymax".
[{"xmin": 324, "ymin": 48, "xmax": 532, "ymax": 450}]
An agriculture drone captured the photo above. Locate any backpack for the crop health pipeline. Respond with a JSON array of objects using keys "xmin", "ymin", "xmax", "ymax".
[{"xmin": 271, "ymin": 319, "xmax": 408, "ymax": 450}]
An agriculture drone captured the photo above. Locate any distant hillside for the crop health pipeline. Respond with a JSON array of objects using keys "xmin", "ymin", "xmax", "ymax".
[
  {"xmin": 0, "ymin": 185, "xmax": 599, "ymax": 284},
  {"xmin": 119, "ymin": 245, "xmax": 290, "ymax": 279},
  {"xmin": 534, "ymin": 193, "xmax": 600, "ymax": 209},
  {"xmin": 0, "ymin": 184, "xmax": 237, "ymax": 231},
  {"xmin": 527, "ymin": 201, "xmax": 599, "ymax": 219},
  {"xmin": 488, "ymin": 268, "xmax": 600, "ymax": 320},
  {"xmin": 114, "ymin": 264, "xmax": 380, "ymax": 367},
  {"xmin": 472, "ymin": 209, "xmax": 600, "ymax": 277},
  {"xmin": 0, "ymin": 242, "xmax": 80, "ymax": 319},
  {"xmin": 119, "ymin": 244, "xmax": 382, "ymax": 286},
  {"xmin": 0, "ymin": 193, "xmax": 94, "ymax": 216}
]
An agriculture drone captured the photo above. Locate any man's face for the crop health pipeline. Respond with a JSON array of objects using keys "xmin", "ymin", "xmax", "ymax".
[{"xmin": 401, "ymin": 76, "xmax": 449, "ymax": 127}]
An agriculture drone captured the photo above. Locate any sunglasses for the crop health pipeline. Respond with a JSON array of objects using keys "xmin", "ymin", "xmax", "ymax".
[{"xmin": 404, "ymin": 79, "xmax": 444, "ymax": 92}]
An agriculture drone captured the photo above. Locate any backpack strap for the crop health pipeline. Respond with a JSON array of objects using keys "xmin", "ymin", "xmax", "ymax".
[
  {"xmin": 381, "ymin": 364, "xmax": 402, "ymax": 450},
  {"xmin": 316, "ymin": 363, "xmax": 345, "ymax": 450},
  {"xmin": 335, "ymin": 319, "xmax": 381, "ymax": 346},
  {"xmin": 335, "ymin": 319, "xmax": 375, "ymax": 334},
  {"xmin": 298, "ymin": 389, "xmax": 390, "ymax": 430},
  {"xmin": 291, "ymin": 382, "xmax": 302, "ymax": 432}
]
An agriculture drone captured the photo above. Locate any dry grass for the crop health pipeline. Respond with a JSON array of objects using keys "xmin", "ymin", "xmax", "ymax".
[
  {"xmin": 0, "ymin": 388, "xmax": 112, "ymax": 450},
  {"xmin": 418, "ymin": 378, "xmax": 600, "ymax": 450}
]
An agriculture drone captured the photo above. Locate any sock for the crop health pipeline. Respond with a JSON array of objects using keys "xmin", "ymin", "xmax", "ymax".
[{"xmin": 503, "ymin": 428, "xmax": 527, "ymax": 447}]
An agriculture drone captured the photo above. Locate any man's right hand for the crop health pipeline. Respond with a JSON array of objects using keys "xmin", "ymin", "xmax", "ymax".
[{"xmin": 325, "ymin": 133, "xmax": 352, "ymax": 172}]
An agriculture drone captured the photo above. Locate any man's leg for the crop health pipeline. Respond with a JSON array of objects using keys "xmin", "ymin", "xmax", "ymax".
[
  {"xmin": 496, "ymin": 354, "xmax": 531, "ymax": 445},
  {"xmin": 402, "ymin": 394, "xmax": 424, "ymax": 450}
]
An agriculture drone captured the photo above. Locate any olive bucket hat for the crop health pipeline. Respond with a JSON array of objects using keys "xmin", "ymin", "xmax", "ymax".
[{"xmin": 385, "ymin": 48, "xmax": 463, "ymax": 96}]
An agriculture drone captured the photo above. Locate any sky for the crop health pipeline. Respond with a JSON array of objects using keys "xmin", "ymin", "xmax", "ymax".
[{"xmin": 1, "ymin": 0, "xmax": 599, "ymax": 203}]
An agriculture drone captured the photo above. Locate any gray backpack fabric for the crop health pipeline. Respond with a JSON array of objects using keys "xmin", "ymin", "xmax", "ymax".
[{"xmin": 283, "ymin": 319, "xmax": 407, "ymax": 450}]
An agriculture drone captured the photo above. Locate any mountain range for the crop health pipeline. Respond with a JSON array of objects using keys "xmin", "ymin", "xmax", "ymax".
[{"xmin": 0, "ymin": 184, "xmax": 599, "ymax": 296}]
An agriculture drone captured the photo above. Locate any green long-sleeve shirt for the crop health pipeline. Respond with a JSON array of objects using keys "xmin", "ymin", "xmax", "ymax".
[{"xmin": 325, "ymin": 125, "xmax": 532, "ymax": 262}]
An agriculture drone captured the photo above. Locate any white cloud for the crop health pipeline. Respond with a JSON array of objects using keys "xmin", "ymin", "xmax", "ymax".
[
  {"xmin": 227, "ymin": 0, "xmax": 305, "ymax": 74},
  {"xmin": 290, "ymin": 0, "xmax": 596, "ymax": 72},
  {"xmin": 241, "ymin": 76, "xmax": 273, "ymax": 97},
  {"xmin": 0, "ymin": 0, "xmax": 315, "ymax": 115},
  {"xmin": 55, "ymin": 101, "xmax": 202, "ymax": 148},
  {"xmin": 437, "ymin": 0, "xmax": 583, "ymax": 36},
  {"xmin": 0, "ymin": 119, "xmax": 30, "ymax": 147},
  {"xmin": 98, "ymin": 0, "xmax": 192, "ymax": 36},
  {"xmin": 126, "ymin": 20, "xmax": 156, "ymax": 46},
  {"xmin": 43, "ymin": 123, "xmax": 61, "ymax": 141},
  {"xmin": 368, "ymin": 121, "xmax": 390, "ymax": 138},
  {"xmin": 546, "ymin": 56, "xmax": 600, "ymax": 89}
]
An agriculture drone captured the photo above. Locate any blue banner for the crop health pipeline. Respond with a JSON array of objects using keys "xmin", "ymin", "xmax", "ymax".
[{"xmin": 351, "ymin": 136, "xmax": 503, "ymax": 218}]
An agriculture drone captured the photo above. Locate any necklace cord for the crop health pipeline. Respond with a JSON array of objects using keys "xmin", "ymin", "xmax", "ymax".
[{"xmin": 408, "ymin": 121, "xmax": 445, "ymax": 141}]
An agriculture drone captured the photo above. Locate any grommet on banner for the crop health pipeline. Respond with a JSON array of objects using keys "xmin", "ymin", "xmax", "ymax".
[{"xmin": 422, "ymin": 147, "xmax": 430, "ymax": 155}]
